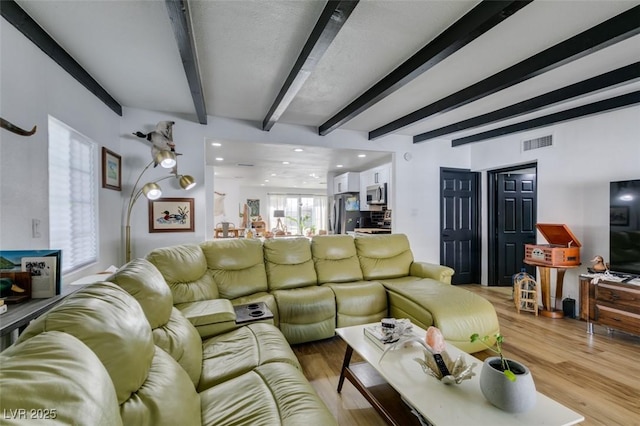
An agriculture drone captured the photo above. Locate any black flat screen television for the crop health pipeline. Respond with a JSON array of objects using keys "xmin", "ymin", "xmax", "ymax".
[{"xmin": 609, "ymin": 179, "xmax": 640, "ymax": 276}]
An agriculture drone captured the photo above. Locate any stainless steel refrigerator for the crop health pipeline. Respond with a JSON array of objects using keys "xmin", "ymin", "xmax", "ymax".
[{"xmin": 331, "ymin": 193, "xmax": 361, "ymax": 234}]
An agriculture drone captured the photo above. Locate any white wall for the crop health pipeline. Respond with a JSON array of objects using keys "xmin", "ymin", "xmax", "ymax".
[
  {"xmin": 0, "ymin": 20, "xmax": 122, "ymax": 285},
  {"xmin": 394, "ymin": 139, "xmax": 472, "ymax": 263},
  {"xmin": 469, "ymin": 106, "xmax": 640, "ymax": 299}
]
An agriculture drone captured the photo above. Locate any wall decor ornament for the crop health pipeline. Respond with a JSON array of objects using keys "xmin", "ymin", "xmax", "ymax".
[
  {"xmin": 247, "ymin": 199, "xmax": 260, "ymax": 217},
  {"xmin": 0, "ymin": 117, "xmax": 37, "ymax": 136},
  {"xmin": 148, "ymin": 197, "xmax": 194, "ymax": 233},
  {"xmin": 101, "ymin": 147, "xmax": 122, "ymax": 191}
]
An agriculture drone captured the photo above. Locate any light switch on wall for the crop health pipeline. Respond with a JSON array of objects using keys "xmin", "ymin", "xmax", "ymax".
[{"xmin": 32, "ymin": 218, "xmax": 41, "ymax": 238}]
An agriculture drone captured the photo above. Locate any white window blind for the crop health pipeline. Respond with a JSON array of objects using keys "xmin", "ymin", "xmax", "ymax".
[{"xmin": 48, "ymin": 116, "xmax": 98, "ymax": 273}]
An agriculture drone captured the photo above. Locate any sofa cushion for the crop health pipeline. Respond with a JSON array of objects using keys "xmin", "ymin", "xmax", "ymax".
[
  {"xmin": 383, "ymin": 278, "xmax": 500, "ymax": 352},
  {"xmin": 107, "ymin": 258, "xmax": 173, "ymax": 328},
  {"xmin": 312, "ymin": 235, "xmax": 364, "ymax": 283},
  {"xmin": 201, "ymin": 239, "xmax": 268, "ymax": 299},
  {"xmin": 264, "ymin": 237, "xmax": 317, "ymax": 290},
  {"xmin": 272, "ymin": 286, "xmax": 336, "ymax": 344},
  {"xmin": 107, "ymin": 259, "xmax": 203, "ymax": 386},
  {"xmin": 323, "ymin": 281, "xmax": 387, "ymax": 327},
  {"xmin": 120, "ymin": 347, "xmax": 201, "ymax": 426},
  {"xmin": 200, "ymin": 363, "xmax": 336, "ymax": 426},
  {"xmin": 0, "ymin": 331, "xmax": 122, "ymax": 426},
  {"xmin": 147, "ymin": 244, "xmax": 218, "ymax": 303},
  {"xmin": 175, "ymin": 299, "xmax": 238, "ymax": 339},
  {"xmin": 198, "ymin": 323, "xmax": 300, "ymax": 392},
  {"xmin": 152, "ymin": 307, "xmax": 204, "ymax": 386},
  {"xmin": 17, "ymin": 282, "xmax": 155, "ymax": 404},
  {"xmin": 355, "ymin": 234, "xmax": 414, "ymax": 280}
]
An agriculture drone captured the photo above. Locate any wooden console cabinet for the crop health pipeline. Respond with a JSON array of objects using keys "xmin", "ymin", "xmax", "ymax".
[{"xmin": 579, "ymin": 275, "xmax": 640, "ymax": 336}]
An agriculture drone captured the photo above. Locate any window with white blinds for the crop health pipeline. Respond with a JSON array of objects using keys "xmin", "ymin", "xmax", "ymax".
[{"xmin": 48, "ymin": 116, "xmax": 98, "ymax": 273}]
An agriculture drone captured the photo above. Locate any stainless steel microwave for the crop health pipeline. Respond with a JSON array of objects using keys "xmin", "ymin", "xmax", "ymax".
[{"xmin": 366, "ymin": 183, "xmax": 387, "ymax": 205}]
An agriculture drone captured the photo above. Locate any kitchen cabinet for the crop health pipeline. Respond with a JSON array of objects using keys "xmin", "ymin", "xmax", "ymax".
[
  {"xmin": 334, "ymin": 172, "xmax": 360, "ymax": 194},
  {"xmin": 359, "ymin": 163, "xmax": 391, "ymax": 211}
]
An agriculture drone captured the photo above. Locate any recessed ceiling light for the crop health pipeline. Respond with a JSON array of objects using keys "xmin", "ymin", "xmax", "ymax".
[
  {"xmin": 336, "ymin": 164, "xmax": 343, "ymax": 168},
  {"xmin": 293, "ymin": 148, "xmax": 304, "ymax": 152},
  {"xmin": 264, "ymin": 179, "xmax": 269, "ymax": 182},
  {"xmin": 260, "ymin": 183, "xmax": 265, "ymax": 186},
  {"xmin": 215, "ymin": 157, "xmax": 224, "ymax": 161},
  {"xmin": 271, "ymin": 173, "xmax": 277, "ymax": 176},
  {"xmin": 358, "ymin": 154, "xmax": 366, "ymax": 158},
  {"xmin": 211, "ymin": 142, "xmax": 221, "ymax": 147},
  {"xmin": 282, "ymin": 161, "xmax": 290, "ymax": 165}
]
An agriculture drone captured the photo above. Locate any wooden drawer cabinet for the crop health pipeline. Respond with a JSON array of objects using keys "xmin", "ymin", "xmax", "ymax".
[
  {"xmin": 595, "ymin": 305, "xmax": 640, "ymax": 335},
  {"xmin": 580, "ymin": 275, "xmax": 640, "ymax": 336}
]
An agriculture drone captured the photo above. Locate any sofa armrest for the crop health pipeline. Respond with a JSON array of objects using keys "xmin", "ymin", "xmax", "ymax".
[
  {"xmin": 175, "ymin": 299, "xmax": 237, "ymax": 339},
  {"xmin": 410, "ymin": 262, "xmax": 455, "ymax": 284}
]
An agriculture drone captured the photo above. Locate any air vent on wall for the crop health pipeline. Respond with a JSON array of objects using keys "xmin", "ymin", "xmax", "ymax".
[
  {"xmin": 522, "ymin": 135, "xmax": 553, "ymax": 152},
  {"xmin": 236, "ymin": 163, "xmax": 254, "ymax": 167}
]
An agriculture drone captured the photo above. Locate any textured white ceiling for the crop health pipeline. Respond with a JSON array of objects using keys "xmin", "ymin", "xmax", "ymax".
[{"xmin": 12, "ymin": 0, "xmax": 640, "ymax": 188}]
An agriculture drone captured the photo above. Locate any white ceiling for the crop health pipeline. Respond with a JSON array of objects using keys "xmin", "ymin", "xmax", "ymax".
[
  {"xmin": 12, "ymin": 0, "xmax": 640, "ymax": 188},
  {"xmin": 205, "ymin": 138, "xmax": 392, "ymax": 190}
]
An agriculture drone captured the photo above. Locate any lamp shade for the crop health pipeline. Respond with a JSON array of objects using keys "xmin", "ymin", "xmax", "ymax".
[
  {"xmin": 179, "ymin": 175, "xmax": 196, "ymax": 190},
  {"xmin": 274, "ymin": 210, "xmax": 285, "ymax": 218},
  {"xmin": 155, "ymin": 150, "xmax": 177, "ymax": 169},
  {"xmin": 142, "ymin": 182, "xmax": 162, "ymax": 200}
]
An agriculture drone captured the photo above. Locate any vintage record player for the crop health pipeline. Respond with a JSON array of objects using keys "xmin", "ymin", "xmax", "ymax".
[{"xmin": 525, "ymin": 223, "xmax": 581, "ymax": 267}]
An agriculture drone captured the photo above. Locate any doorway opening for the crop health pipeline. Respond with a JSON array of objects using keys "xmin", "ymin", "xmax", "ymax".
[{"xmin": 487, "ymin": 163, "xmax": 537, "ymax": 286}]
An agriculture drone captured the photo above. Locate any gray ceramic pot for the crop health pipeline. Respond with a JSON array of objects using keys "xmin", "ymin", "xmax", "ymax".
[{"xmin": 479, "ymin": 356, "xmax": 536, "ymax": 413}]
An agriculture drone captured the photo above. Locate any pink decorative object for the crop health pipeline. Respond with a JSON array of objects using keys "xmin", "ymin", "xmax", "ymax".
[{"xmin": 426, "ymin": 326, "xmax": 446, "ymax": 352}]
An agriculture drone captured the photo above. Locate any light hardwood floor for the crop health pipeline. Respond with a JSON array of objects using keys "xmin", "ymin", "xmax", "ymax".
[{"xmin": 292, "ymin": 284, "xmax": 640, "ymax": 426}]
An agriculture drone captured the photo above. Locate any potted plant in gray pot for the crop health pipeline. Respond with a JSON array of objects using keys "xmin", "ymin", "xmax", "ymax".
[{"xmin": 471, "ymin": 333, "xmax": 536, "ymax": 413}]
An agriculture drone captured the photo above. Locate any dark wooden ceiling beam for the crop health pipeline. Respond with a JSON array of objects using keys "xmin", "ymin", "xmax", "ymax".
[
  {"xmin": 414, "ymin": 62, "xmax": 640, "ymax": 143},
  {"xmin": 0, "ymin": 0, "xmax": 122, "ymax": 115},
  {"xmin": 370, "ymin": 5, "xmax": 640, "ymax": 140},
  {"xmin": 451, "ymin": 91, "xmax": 640, "ymax": 146},
  {"xmin": 165, "ymin": 0, "xmax": 207, "ymax": 124},
  {"xmin": 262, "ymin": 0, "xmax": 359, "ymax": 131},
  {"xmin": 318, "ymin": 0, "xmax": 531, "ymax": 136}
]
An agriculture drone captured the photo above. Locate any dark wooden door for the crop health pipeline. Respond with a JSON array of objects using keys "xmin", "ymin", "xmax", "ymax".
[
  {"xmin": 440, "ymin": 168, "xmax": 480, "ymax": 285},
  {"xmin": 495, "ymin": 172, "xmax": 537, "ymax": 285}
]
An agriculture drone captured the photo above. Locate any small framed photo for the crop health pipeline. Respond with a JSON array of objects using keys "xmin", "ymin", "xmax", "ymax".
[
  {"xmin": 149, "ymin": 198, "xmax": 195, "ymax": 233},
  {"xmin": 102, "ymin": 147, "xmax": 121, "ymax": 191}
]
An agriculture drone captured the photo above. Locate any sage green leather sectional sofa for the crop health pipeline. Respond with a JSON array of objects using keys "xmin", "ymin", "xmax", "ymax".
[
  {"xmin": 0, "ymin": 233, "xmax": 498, "ymax": 425},
  {"xmin": 145, "ymin": 233, "xmax": 499, "ymax": 352},
  {"xmin": 1, "ymin": 277, "xmax": 335, "ymax": 425}
]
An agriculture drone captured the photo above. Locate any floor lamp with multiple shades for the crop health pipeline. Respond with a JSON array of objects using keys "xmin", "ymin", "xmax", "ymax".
[{"xmin": 125, "ymin": 149, "xmax": 196, "ymax": 262}]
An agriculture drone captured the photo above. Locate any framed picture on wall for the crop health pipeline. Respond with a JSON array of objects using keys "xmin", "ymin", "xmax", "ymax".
[
  {"xmin": 247, "ymin": 199, "xmax": 260, "ymax": 217},
  {"xmin": 102, "ymin": 147, "xmax": 121, "ymax": 191},
  {"xmin": 148, "ymin": 198, "xmax": 194, "ymax": 233}
]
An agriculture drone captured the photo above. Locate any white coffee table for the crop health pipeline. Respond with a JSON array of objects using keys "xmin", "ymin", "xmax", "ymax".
[{"xmin": 336, "ymin": 323, "xmax": 584, "ymax": 426}]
